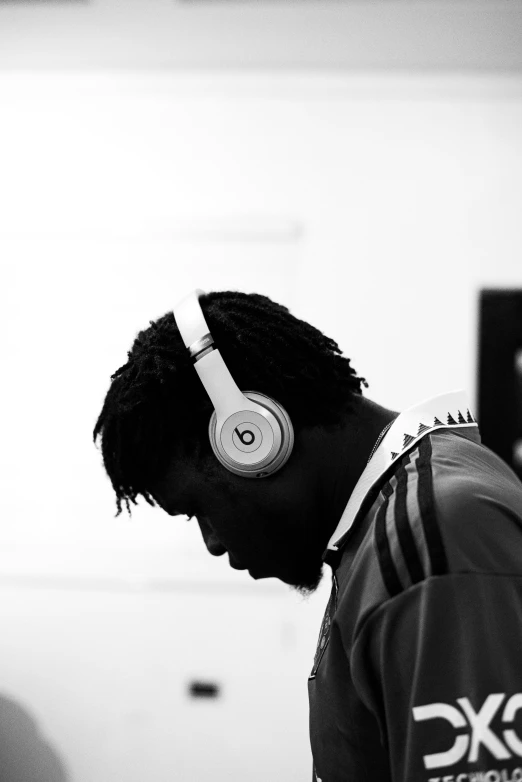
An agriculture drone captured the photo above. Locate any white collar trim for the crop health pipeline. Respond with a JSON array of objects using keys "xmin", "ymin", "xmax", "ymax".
[{"xmin": 326, "ymin": 389, "xmax": 478, "ymax": 552}]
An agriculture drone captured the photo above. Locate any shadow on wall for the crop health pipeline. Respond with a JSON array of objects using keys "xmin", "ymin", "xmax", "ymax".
[{"xmin": 0, "ymin": 694, "xmax": 69, "ymax": 781}]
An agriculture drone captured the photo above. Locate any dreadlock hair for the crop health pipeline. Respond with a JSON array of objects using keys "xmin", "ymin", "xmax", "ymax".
[{"xmin": 93, "ymin": 290, "xmax": 369, "ymax": 518}]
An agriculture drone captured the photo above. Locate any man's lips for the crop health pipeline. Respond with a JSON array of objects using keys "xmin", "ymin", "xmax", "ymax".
[{"xmin": 228, "ymin": 554, "xmax": 247, "ymax": 570}]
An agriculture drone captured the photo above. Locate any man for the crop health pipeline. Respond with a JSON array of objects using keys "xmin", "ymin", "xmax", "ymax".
[{"xmin": 93, "ymin": 289, "xmax": 522, "ymax": 782}]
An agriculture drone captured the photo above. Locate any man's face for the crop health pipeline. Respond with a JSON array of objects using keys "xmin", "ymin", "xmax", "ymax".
[{"xmin": 149, "ymin": 445, "xmax": 327, "ymax": 597}]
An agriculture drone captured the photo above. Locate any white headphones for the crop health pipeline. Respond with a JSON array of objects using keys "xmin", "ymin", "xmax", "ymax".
[{"xmin": 173, "ymin": 289, "xmax": 294, "ymax": 478}]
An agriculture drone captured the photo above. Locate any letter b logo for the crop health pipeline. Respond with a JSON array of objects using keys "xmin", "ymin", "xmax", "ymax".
[
  {"xmin": 237, "ymin": 428, "xmax": 255, "ymax": 445},
  {"xmin": 233, "ymin": 422, "xmax": 262, "ymax": 453}
]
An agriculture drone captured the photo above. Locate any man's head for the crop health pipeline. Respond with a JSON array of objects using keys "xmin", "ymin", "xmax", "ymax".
[{"xmin": 93, "ymin": 290, "xmax": 370, "ymax": 596}]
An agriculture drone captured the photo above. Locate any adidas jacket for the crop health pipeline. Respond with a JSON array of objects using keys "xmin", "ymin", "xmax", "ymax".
[{"xmin": 308, "ymin": 390, "xmax": 522, "ymax": 782}]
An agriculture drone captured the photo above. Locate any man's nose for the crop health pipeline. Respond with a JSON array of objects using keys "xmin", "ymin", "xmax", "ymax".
[
  {"xmin": 207, "ymin": 537, "xmax": 227, "ymax": 557},
  {"xmin": 198, "ymin": 518, "xmax": 227, "ymax": 557}
]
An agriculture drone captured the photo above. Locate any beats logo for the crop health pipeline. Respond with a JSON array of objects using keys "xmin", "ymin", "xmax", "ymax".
[
  {"xmin": 236, "ymin": 428, "xmax": 255, "ymax": 445},
  {"xmin": 233, "ymin": 422, "xmax": 262, "ymax": 452}
]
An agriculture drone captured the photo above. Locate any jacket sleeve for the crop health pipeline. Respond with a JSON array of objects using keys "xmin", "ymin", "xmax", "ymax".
[{"xmin": 350, "ymin": 573, "xmax": 522, "ymax": 782}]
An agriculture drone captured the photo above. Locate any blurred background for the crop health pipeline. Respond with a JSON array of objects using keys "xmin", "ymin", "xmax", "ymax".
[{"xmin": 0, "ymin": 1, "xmax": 521, "ymax": 780}]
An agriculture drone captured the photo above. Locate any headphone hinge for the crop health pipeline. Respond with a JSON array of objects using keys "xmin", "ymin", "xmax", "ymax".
[{"xmin": 189, "ymin": 333, "xmax": 215, "ymax": 363}]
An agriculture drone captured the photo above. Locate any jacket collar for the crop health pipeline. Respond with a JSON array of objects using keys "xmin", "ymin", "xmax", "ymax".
[{"xmin": 324, "ymin": 389, "xmax": 480, "ymax": 555}]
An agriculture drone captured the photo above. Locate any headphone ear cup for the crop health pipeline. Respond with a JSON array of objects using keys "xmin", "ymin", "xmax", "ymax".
[{"xmin": 208, "ymin": 391, "xmax": 294, "ymax": 478}]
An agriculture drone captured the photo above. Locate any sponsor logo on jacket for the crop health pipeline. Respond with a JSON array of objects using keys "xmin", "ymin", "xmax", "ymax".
[{"xmin": 413, "ymin": 694, "xmax": 522, "ymax": 771}]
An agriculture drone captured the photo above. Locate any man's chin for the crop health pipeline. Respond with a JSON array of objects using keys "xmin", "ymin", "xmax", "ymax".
[
  {"xmin": 243, "ymin": 560, "xmax": 325, "ymax": 596},
  {"xmin": 278, "ymin": 564, "xmax": 325, "ymax": 597}
]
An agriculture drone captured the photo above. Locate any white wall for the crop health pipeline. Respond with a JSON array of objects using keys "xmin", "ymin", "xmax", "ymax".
[
  {"xmin": 0, "ymin": 0, "xmax": 521, "ymax": 70},
  {"xmin": 1, "ymin": 70, "xmax": 521, "ymax": 780}
]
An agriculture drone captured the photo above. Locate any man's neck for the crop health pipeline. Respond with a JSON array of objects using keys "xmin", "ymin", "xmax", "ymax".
[{"xmin": 314, "ymin": 395, "xmax": 400, "ymax": 551}]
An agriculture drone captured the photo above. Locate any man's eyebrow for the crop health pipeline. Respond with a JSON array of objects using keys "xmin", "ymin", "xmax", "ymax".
[{"xmin": 149, "ymin": 490, "xmax": 192, "ymax": 517}]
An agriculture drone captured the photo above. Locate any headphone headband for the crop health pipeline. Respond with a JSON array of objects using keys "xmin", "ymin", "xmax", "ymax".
[
  {"xmin": 174, "ymin": 288, "xmax": 212, "ymax": 354},
  {"xmin": 173, "ymin": 289, "xmax": 294, "ymax": 478}
]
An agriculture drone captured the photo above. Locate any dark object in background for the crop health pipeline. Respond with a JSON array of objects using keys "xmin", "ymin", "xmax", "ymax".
[
  {"xmin": 478, "ymin": 288, "xmax": 522, "ymax": 479},
  {"xmin": 188, "ymin": 681, "xmax": 221, "ymax": 699}
]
